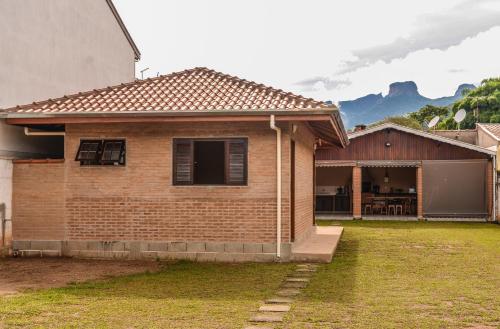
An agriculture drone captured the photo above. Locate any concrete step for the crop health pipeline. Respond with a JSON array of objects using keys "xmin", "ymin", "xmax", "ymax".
[{"xmin": 291, "ymin": 227, "xmax": 343, "ymax": 263}]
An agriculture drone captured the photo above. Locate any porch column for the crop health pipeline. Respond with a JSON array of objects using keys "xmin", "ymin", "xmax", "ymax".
[
  {"xmin": 417, "ymin": 166, "xmax": 423, "ymax": 220},
  {"xmin": 487, "ymin": 160, "xmax": 494, "ymax": 221},
  {"xmin": 352, "ymin": 166, "xmax": 362, "ymax": 219}
]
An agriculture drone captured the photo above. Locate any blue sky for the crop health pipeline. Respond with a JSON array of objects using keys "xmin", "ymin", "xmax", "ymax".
[{"xmin": 115, "ymin": 0, "xmax": 500, "ymax": 102}]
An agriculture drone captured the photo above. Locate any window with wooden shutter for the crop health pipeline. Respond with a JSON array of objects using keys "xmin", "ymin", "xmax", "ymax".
[
  {"xmin": 173, "ymin": 138, "xmax": 247, "ymax": 186},
  {"xmin": 173, "ymin": 139, "xmax": 193, "ymax": 185},
  {"xmin": 226, "ymin": 139, "xmax": 247, "ymax": 185}
]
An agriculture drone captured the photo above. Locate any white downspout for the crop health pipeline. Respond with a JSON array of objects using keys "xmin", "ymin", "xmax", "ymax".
[
  {"xmin": 270, "ymin": 115, "xmax": 281, "ymax": 259},
  {"xmin": 493, "ymin": 155, "xmax": 497, "ymax": 222},
  {"xmin": 24, "ymin": 127, "xmax": 65, "ymax": 136}
]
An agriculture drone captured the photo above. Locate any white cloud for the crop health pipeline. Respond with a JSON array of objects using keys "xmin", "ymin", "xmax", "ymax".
[{"xmin": 336, "ymin": 0, "xmax": 500, "ymax": 75}]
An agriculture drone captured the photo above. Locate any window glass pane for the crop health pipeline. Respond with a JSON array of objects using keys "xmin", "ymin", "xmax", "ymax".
[
  {"xmin": 102, "ymin": 141, "xmax": 124, "ymax": 162},
  {"xmin": 76, "ymin": 141, "xmax": 101, "ymax": 161},
  {"xmin": 194, "ymin": 141, "xmax": 225, "ymax": 184}
]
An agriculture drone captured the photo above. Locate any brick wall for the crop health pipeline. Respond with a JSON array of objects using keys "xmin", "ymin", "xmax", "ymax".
[
  {"xmin": 11, "ymin": 122, "xmax": 296, "ymax": 244},
  {"xmin": 12, "ymin": 161, "xmax": 65, "ymax": 240},
  {"xmin": 352, "ymin": 166, "xmax": 362, "ymax": 218},
  {"xmin": 417, "ymin": 166, "xmax": 423, "ymax": 219},
  {"xmin": 292, "ymin": 123, "xmax": 315, "ymax": 241}
]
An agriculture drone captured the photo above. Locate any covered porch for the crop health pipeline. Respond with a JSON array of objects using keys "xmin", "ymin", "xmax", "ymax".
[{"xmin": 315, "ymin": 160, "xmax": 423, "ymax": 220}]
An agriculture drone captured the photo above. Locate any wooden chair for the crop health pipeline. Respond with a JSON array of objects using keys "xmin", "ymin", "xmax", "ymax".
[{"xmin": 372, "ymin": 200, "xmax": 387, "ymax": 215}]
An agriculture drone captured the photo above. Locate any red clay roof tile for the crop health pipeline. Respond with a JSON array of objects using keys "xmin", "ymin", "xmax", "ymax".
[{"xmin": 5, "ymin": 67, "xmax": 333, "ymax": 114}]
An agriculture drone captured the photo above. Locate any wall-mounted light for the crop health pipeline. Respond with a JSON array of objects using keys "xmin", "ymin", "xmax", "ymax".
[
  {"xmin": 385, "ymin": 141, "xmax": 391, "ymax": 147},
  {"xmin": 384, "ymin": 169, "xmax": 390, "ymax": 183},
  {"xmin": 292, "ymin": 124, "xmax": 298, "ymax": 134}
]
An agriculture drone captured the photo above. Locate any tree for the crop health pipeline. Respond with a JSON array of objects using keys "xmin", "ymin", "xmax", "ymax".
[
  {"xmin": 408, "ymin": 105, "xmax": 449, "ymax": 126},
  {"xmin": 371, "ymin": 116, "xmax": 421, "ymax": 130},
  {"xmin": 448, "ymin": 78, "xmax": 500, "ymax": 129},
  {"xmin": 407, "ymin": 78, "xmax": 500, "ymax": 130}
]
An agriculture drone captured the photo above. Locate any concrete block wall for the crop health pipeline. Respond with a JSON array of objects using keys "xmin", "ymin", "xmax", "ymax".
[{"xmin": 11, "ymin": 239, "xmax": 292, "ymax": 262}]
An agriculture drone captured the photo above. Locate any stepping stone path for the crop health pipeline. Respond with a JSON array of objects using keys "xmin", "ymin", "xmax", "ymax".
[{"xmin": 243, "ymin": 263, "xmax": 319, "ymax": 329}]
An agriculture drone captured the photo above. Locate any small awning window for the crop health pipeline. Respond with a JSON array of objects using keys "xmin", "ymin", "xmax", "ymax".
[{"xmin": 75, "ymin": 139, "xmax": 126, "ymax": 166}]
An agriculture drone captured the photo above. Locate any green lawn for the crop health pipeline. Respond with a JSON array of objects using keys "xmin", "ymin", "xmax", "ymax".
[
  {"xmin": 281, "ymin": 221, "xmax": 500, "ymax": 329},
  {"xmin": 1, "ymin": 222, "xmax": 499, "ymax": 328},
  {"xmin": 0, "ymin": 262, "xmax": 294, "ymax": 328}
]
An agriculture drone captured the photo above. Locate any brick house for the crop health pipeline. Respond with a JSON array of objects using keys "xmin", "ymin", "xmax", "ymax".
[{"xmin": 2, "ymin": 67, "xmax": 348, "ymax": 261}]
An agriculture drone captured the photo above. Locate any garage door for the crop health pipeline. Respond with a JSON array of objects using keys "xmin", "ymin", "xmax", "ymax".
[{"xmin": 422, "ymin": 160, "xmax": 487, "ymax": 217}]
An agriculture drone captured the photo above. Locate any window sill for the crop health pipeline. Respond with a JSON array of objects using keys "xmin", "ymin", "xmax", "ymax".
[{"xmin": 13, "ymin": 159, "xmax": 65, "ymax": 164}]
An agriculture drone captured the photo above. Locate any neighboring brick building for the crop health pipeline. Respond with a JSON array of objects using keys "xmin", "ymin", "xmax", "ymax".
[{"xmin": 3, "ymin": 67, "xmax": 348, "ymax": 262}]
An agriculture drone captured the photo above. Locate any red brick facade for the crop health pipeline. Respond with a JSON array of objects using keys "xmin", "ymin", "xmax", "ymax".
[
  {"xmin": 352, "ymin": 166, "xmax": 362, "ymax": 218},
  {"xmin": 12, "ymin": 121, "xmax": 316, "ymax": 245}
]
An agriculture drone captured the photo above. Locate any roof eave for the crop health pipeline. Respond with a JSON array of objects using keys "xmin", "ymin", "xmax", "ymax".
[
  {"xmin": 106, "ymin": 0, "xmax": 141, "ymax": 60},
  {"xmin": 349, "ymin": 122, "xmax": 496, "ymax": 156}
]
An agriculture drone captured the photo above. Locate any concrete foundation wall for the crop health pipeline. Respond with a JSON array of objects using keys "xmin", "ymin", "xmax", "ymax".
[{"xmin": 11, "ymin": 240, "xmax": 292, "ymax": 262}]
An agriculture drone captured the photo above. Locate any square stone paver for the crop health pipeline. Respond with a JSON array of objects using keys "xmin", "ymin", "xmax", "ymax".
[
  {"xmin": 282, "ymin": 281, "xmax": 307, "ymax": 289},
  {"xmin": 276, "ymin": 288, "xmax": 301, "ymax": 297},
  {"xmin": 259, "ymin": 304, "xmax": 290, "ymax": 312},
  {"xmin": 266, "ymin": 297, "xmax": 294, "ymax": 304},
  {"xmin": 250, "ymin": 313, "xmax": 284, "ymax": 323},
  {"xmin": 296, "ymin": 268, "xmax": 316, "ymax": 273},
  {"xmin": 286, "ymin": 277, "xmax": 310, "ymax": 282}
]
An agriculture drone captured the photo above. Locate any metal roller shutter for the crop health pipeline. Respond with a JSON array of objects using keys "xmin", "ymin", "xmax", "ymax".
[{"xmin": 422, "ymin": 160, "xmax": 487, "ymax": 217}]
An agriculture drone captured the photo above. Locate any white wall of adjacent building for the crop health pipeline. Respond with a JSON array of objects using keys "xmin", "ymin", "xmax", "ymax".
[{"xmin": 0, "ymin": 0, "xmax": 138, "ymax": 248}]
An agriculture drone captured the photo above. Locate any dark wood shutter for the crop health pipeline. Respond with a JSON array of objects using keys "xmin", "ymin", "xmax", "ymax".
[
  {"xmin": 226, "ymin": 139, "xmax": 247, "ymax": 185},
  {"xmin": 173, "ymin": 139, "xmax": 193, "ymax": 185}
]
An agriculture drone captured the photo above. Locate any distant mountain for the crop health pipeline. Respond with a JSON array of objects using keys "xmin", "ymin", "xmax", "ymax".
[{"xmin": 339, "ymin": 82, "xmax": 475, "ymax": 128}]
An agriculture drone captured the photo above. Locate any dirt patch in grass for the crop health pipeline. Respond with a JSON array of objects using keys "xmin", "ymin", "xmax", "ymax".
[{"xmin": 0, "ymin": 258, "xmax": 159, "ymax": 295}]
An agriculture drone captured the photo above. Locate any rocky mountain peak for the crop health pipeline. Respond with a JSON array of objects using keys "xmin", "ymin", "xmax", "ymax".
[
  {"xmin": 387, "ymin": 81, "xmax": 419, "ymax": 97},
  {"xmin": 454, "ymin": 83, "xmax": 475, "ymax": 97}
]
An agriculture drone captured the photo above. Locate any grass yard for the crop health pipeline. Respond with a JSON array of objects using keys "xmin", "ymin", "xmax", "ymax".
[
  {"xmin": 0, "ymin": 222, "xmax": 498, "ymax": 328},
  {"xmin": 281, "ymin": 221, "xmax": 500, "ymax": 329},
  {"xmin": 0, "ymin": 261, "xmax": 294, "ymax": 328}
]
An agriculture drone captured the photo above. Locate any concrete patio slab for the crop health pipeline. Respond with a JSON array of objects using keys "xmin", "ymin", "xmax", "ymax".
[{"xmin": 291, "ymin": 226, "xmax": 343, "ymax": 263}]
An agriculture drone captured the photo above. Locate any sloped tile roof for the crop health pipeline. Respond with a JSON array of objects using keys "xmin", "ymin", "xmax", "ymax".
[
  {"xmin": 6, "ymin": 67, "xmax": 331, "ymax": 114},
  {"xmin": 477, "ymin": 123, "xmax": 500, "ymax": 140}
]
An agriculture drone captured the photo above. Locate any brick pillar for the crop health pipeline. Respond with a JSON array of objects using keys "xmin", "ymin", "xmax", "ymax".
[
  {"xmin": 487, "ymin": 160, "xmax": 494, "ymax": 221},
  {"xmin": 417, "ymin": 166, "xmax": 423, "ymax": 220},
  {"xmin": 352, "ymin": 166, "xmax": 362, "ymax": 219}
]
